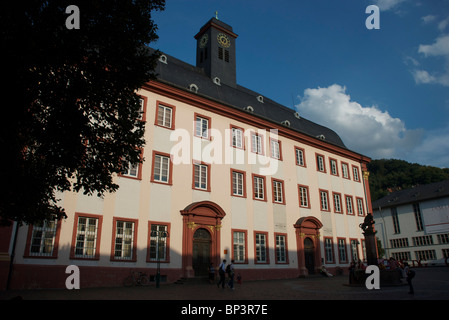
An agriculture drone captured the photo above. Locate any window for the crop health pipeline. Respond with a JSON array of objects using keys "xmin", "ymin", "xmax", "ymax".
[
  {"xmin": 412, "ymin": 235, "xmax": 434, "ymax": 246},
  {"xmin": 138, "ymin": 97, "xmax": 147, "ymax": 121},
  {"xmin": 275, "ymin": 234, "xmax": 288, "ymax": 264},
  {"xmin": 112, "ymin": 218, "xmax": 137, "ymax": 261},
  {"xmin": 251, "ymin": 132, "xmax": 264, "ymax": 155},
  {"xmin": 255, "ymin": 232, "xmax": 268, "ymax": 264},
  {"xmin": 231, "ymin": 125, "xmax": 244, "ymax": 149},
  {"xmin": 352, "ymin": 165, "xmax": 360, "ymax": 182},
  {"xmin": 270, "ymin": 138, "xmax": 282, "ymax": 160},
  {"xmin": 392, "ymin": 207, "xmax": 400, "ymax": 234},
  {"xmin": 195, "ymin": 114, "xmax": 210, "ymax": 139},
  {"xmin": 338, "ymin": 238, "xmax": 347, "ymax": 263},
  {"xmin": 231, "ymin": 169, "xmax": 246, "ymax": 197},
  {"xmin": 120, "ymin": 150, "xmax": 143, "ymax": 180},
  {"xmin": 193, "ymin": 162, "xmax": 210, "ymax": 191},
  {"xmin": 333, "ymin": 192, "xmax": 342, "ymax": 213},
  {"xmin": 151, "ymin": 151, "xmax": 172, "ymax": 185},
  {"xmin": 437, "ymin": 234, "xmax": 449, "ymax": 244},
  {"xmin": 295, "ymin": 147, "xmax": 306, "ymax": 167},
  {"xmin": 415, "ymin": 250, "xmax": 436, "ymax": 261},
  {"xmin": 298, "ymin": 185, "xmax": 310, "ymax": 208},
  {"xmin": 232, "ymin": 230, "xmax": 247, "ymax": 263},
  {"xmin": 390, "ymin": 238, "xmax": 409, "ymax": 248},
  {"xmin": 156, "ymin": 102, "xmax": 175, "ymax": 129},
  {"xmin": 252, "ymin": 174, "xmax": 266, "ymax": 201},
  {"xmin": 316, "ymin": 154, "xmax": 326, "ymax": 172},
  {"xmin": 413, "ymin": 203, "xmax": 424, "ymax": 231},
  {"xmin": 345, "ymin": 195, "xmax": 354, "ymax": 215},
  {"xmin": 72, "ymin": 214, "xmax": 102, "ymax": 259},
  {"xmin": 350, "ymin": 239, "xmax": 359, "ymax": 261},
  {"xmin": 121, "ymin": 158, "xmax": 142, "ymax": 179},
  {"xmin": 330, "ymin": 159, "xmax": 338, "ymax": 176},
  {"xmin": 341, "ymin": 162, "xmax": 350, "ymax": 179},
  {"xmin": 319, "ymin": 189, "xmax": 330, "ymax": 211},
  {"xmin": 272, "ymin": 179, "xmax": 285, "ymax": 204},
  {"xmin": 324, "ymin": 238, "xmax": 334, "ymax": 263},
  {"xmin": 356, "ymin": 197, "xmax": 365, "ymax": 216},
  {"xmin": 27, "ymin": 220, "xmax": 59, "ymax": 257},
  {"xmin": 148, "ymin": 223, "xmax": 169, "ymax": 262}
]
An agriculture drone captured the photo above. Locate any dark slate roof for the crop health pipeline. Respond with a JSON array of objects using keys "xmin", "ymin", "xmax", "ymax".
[
  {"xmin": 372, "ymin": 180, "xmax": 449, "ymax": 209},
  {"xmin": 151, "ymin": 49, "xmax": 347, "ymax": 149}
]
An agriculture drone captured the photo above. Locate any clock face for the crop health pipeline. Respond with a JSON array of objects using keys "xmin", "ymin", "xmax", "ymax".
[
  {"xmin": 217, "ymin": 33, "xmax": 231, "ymax": 48},
  {"xmin": 199, "ymin": 34, "xmax": 208, "ymax": 48}
]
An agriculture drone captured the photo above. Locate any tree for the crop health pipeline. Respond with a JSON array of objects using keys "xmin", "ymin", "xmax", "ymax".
[
  {"xmin": 0, "ymin": 0, "xmax": 165, "ymax": 225},
  {"xmin": 368, "ymin": 159, "xmax": 449, "ymax": 201}
]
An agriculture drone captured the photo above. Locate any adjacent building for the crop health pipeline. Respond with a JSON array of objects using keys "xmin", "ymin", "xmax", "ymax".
[
  {"xmin": 373, "ymin": 180, "xmax": 449, "ymax": 266},
  {"xmin": 1, "ymin": 17, "xmax": 372, "ymax": 289}
]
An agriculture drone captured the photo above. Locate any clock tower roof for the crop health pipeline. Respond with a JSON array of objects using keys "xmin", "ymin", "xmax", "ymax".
[{"xmin": 194, "ymin": 17, "xmax": 237, "ymax": 40}]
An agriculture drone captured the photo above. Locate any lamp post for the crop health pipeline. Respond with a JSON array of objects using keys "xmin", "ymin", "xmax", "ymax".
[{"xmin": 150, "ymin": 229, "xmax": 169, "ymax": 288}]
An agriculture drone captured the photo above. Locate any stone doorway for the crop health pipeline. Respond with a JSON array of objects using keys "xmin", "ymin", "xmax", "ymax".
[
  {"xmin": 304, "ymin": 237, "xmax": 315, "ymax": 274},
  {"xmin": 192, "ymin": 228, "xmax": 211, "ymax": 277}
]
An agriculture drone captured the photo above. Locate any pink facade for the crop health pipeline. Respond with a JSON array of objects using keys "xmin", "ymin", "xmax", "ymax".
[{"xmin": 1, "ymin": 18, "xmax": 372, "ymax": 290}]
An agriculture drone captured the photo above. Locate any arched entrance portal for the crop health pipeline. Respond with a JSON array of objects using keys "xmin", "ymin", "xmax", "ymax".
[
  {"xmin": 304, "ymin": 237, "xmax": 315, "ymax": 274},
  {"xmin": 192, "ymin": 228, "xmax": 211, "ymax": 277},
  {"xmin": 180, "ymin": 201, "xmax": 226, "ymax": 278},
  {"xmin": 294, "ymin": 216, "xmax": 323, "ymax": 276}
]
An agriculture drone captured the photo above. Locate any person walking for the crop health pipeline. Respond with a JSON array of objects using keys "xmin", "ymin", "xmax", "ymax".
[
  {"xmin": 217, "ymin": 259, "xmax": 226, "ymax": 289},
  {"xmin": 404, "ymin": 262, "xmax": 415, "ymax": 294},
  {"xmin": 227, "ymin": 260, "xmax": 235, "ymax": 290},
  {"xmin": 208, "ymin": 262, "xmax": 215, "ymax": 284}
]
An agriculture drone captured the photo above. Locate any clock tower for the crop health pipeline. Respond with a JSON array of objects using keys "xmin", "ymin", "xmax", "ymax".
[{"xmin": 195, "ymin": 17, "xmax": 238, "ymax": 88}]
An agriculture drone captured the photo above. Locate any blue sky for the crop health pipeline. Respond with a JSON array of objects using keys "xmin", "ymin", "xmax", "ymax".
[{"xmin": 151, "ymin": 0, "xmax": 449, "ymax": 168}]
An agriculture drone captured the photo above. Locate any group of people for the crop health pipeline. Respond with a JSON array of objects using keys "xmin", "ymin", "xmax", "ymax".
[
  {"xmin": 349, "ymin": 257, "xmax": 415, "ymax": 294},
  {"xmin": 379, "ymin": 257, "xmax": 415, "ymax": 294},
  {"xmin": 209, "ymin": 259, "xmax": 240, "ymax": 290}
]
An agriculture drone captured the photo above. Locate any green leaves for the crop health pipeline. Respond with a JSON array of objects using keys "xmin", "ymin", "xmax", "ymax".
[{"xmin": 1, "ymin": 0, "xmax": 165, "ymax": 225}]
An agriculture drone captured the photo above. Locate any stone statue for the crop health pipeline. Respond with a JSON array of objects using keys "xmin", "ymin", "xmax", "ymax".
[{"xmin": 359, "ymin": 213, "xmax": 375, "ymax": 234}]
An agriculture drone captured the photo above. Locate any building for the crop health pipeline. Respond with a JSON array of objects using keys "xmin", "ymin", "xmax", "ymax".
[
  {"xmin": 1, "ymin": 17, "xmax": 372, "ymax": 289},
  {"xmin": 373, "ymin": 180, "xmax": 449, "ymax": 266}
]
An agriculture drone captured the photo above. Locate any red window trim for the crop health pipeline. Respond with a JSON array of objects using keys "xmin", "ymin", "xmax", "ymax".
[
  {"xmin": 154, "ymin": 100, "xmax": 176, "ymax": 130},
  {"xmin": 70, "ymin": 212, "xmax": 103, "ymax": 260},
  {"xmin": 110, "ymin": 217, "xmax": 138, "ymax": 262}
]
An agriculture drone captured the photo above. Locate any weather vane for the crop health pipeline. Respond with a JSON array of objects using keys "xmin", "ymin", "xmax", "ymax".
[{"xmin": 215, "ymin": 11, "xmax": 219, "ymax": 20}]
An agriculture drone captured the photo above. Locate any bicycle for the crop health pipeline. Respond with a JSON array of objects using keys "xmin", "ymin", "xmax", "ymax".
[{"xmin": 123, "ymin": 270, "xmax": 150, "ymax": 287}]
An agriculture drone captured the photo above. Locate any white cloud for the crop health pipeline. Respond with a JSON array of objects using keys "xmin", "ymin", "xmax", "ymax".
[
  {"xmin": 411, "ymin": 125, "xmax": 449, "ymax": 168},
  {"xmin": 413, "ymin": 34, "xmax": 449, "ymax": 87},
  {"xmin": 374, "ymin": 0, "xmax": 408, "ymax": 11},
  {"xmin": 418, "ymin": 34, "xmax": 449, "ymax": 57},
  {"xmin": 295, "ymin": 84, "xmax": 423, "ymax": 160},
  {"xmin": 421, "ymin": 15, "xmax": 437, "ymax": 24}
]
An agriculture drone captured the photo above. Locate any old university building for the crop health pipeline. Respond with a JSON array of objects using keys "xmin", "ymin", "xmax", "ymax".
[{"xmin": 1, "ymin": 17, "xmax": 372, "ymax": 289}]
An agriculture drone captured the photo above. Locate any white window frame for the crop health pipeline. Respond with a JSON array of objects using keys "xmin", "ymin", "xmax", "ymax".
[
  {"xmin": 75, "ymin": 217, "xmax": 99, "ymax": 259},
  {"xmin": 114, "ymin": 221, "xmax": 135, "ymax": 260},
  {"xmin": 231, "ymin": 127, "xmax": 244, "ymax": 149},
  {"xmin": 232, "ymin": 171, "xmax": 244, "ymax": 196},
  {"xmin": 194, "ymin": 163, "xmax": 208, "ymax": 190},
  {"xmin": 253, "ymin": 176, "xmax": 265, "ymax": 200},
  {"xmin": 157, "ymin": 104, "xmax": 173, "ymax": 128},
  {"xmin": 153, "ymin": 154, "xmax": 170, "ymax": 183}
]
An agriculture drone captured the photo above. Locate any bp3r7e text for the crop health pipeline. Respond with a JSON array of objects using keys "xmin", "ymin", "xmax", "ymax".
[{"xmin": 226, "ymin": 305, "xmax": 268, "ymax": 315}]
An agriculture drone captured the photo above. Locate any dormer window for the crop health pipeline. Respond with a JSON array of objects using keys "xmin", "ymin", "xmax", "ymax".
[
  {"xmin": 257, "ymin": 95, "xmax": 264, "ymax": 103},
  {"xmin": 189, "ymin": 84, "xmax": 199, "ymax": 93},
  {"xmin": 213, "ymin": 77, "xmax": 221, "ymax": 85},
  {"xmin": 294, "ymin": 112, "xmax": 300, "ymax": 119},
  {"xmin": 281, "ymin": 120, "xmax": 291, "ymax": 127},
  {"xmin": 159, "ymin": 55, "xmax": 168, "ymax": 64},
  {"xmin": 244, "ymin": 106, "xmax": 254, "ymax": 113}
]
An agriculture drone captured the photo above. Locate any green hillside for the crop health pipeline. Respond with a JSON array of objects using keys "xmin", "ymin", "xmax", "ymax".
[{"xmin": 367, "ymin": 159, "xmax": 449, "ymax": 202}]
